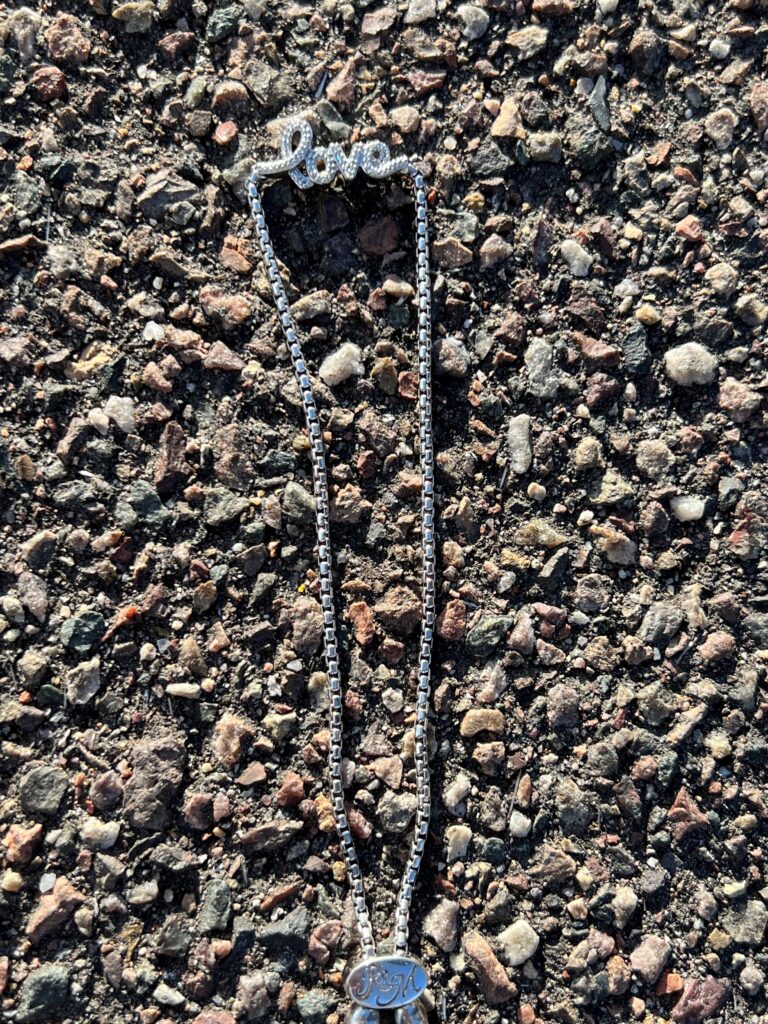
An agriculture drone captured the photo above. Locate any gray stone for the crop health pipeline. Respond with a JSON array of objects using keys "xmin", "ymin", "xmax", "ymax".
[
  {"xmin": 379, "ymin": 791, "xmax": 418, "ymax": 833},
  {"xmin": 283, "ymin": 481, "xmax": 315, "ymax": 524},
  {"xmin": 116, "ymin": 480, "xmax": 170, "ymax": 529},
  {"xmin": 622, "ymin": 324, "xmax": 650, "ymax": 372},
  {"xmin": 155, "ymin": 913, "xmax": 192, "ymax": 957},
  {"xmin": 423, "ymin": 898, "xmax": 460, "ymax": 951},
  {"xmin": 547, "ymin": 684, "xmax": 580, "ymax": 728},
  {"xmin": 137, "ymin": 170, "xmax": 200, "ymax": 218},
  {"xmin": 297, "ymin": 990, "xmax": 338, "ymax": 1024},
  {"xmin": 525, "ymin": 338, "xmax": 558, "ymax": 398},
  {"xmin": 443, "ymin": 210, "xmax": 480, "ymax": 243},
  {"xmin": 722, "ymin": 901, "xmax": 768, "ymax": 947},
  {"xmin": 204, "ymin": 487, "xmax": 250, "ymax": 526},
  {"xmin": 61, "ymin": 609, "xmax": 105, "ymax": 653},
  {"xmin": 20, "ymin": 765, "xmax": 69, "ymax": 818},
  {"xmin": 557, "ymin": 778, "xmax": 594, "ymax": 835},
  {"xmin": 589, "ymin": 75, "xmax": 611, "ymax": 131},
  {"xmin": 65, "ymin": 655, "xmax": 101, "ymax": 704},
  {"xmin": 198, "ymin": 878, "xmax": 232, "ymax": 933},
  {"xmin": 471, "ymin": 138, "xmax": 512, "ymax": 178},
  {"xmin": 586, "ymin": 741, "xmax": 619, "ymax": 778},
  {"xmin": 743, "ymin": 613, "xmax": 768, "ymax": 648},
  {"xmin": 466, "ymin": 614, "xmax": 512, "ymax": 656},
  {"xmin": 15, "ymin": 964, "xmax": 70, "ymax": 1023},
  {"xmin": 638, "ymin": 603, "xmax": 684, "ymax": 647},
  {"xmin": 206, "ymin": 3, "xmax": 242, "ymax": 42},
  {"xmin": 258, "ymin": 905, "xmax": 311, "ymax": 954},
  {"xmin": 566, "ymin": 116, "xmax": 614, "ymax": 169}
]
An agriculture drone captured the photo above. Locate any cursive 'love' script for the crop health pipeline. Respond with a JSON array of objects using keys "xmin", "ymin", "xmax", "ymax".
[{"xmin": 250, "ymin": 118, "xmax": 411, "ymax": 191}]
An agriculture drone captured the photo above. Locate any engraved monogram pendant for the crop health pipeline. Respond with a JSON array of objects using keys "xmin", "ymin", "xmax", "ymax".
[{"xmin": 345, "ymin": 955, "xmax": 429, "ymax": 1011}]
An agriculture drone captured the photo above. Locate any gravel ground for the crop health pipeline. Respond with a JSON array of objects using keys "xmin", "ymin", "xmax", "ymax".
[{"xmin": 1, "ymin": 2, "xmax": 768, "ymax": 1023}]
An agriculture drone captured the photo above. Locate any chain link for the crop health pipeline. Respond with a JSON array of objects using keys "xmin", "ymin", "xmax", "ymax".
[{"xmin": 247, "ymin": 144, "xmax": 434, "ymax": 959}]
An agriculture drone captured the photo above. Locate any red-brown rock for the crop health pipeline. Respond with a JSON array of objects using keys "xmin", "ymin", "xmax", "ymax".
[
  {"xmin": 26, "ymin": 876, "xmax": 86, "ymax": 943},
  {"xmin": 464, "ymin": 930, "xmax": 516, "ymax": 1005},
  {"xmin": 667, "ymin": 787, "xmax": 708, "ymax": 841},
  {"xmin": 31, "ymin": 66, "xmax": 67, "ymax": 101}
]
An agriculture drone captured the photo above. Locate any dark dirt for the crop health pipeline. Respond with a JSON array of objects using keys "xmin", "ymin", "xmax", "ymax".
[{"xmin": 0, "ymin": 1, "xmax": 767, "ymax": 1023}]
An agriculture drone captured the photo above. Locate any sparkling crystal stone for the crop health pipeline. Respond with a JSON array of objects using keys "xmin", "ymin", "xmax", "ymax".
[
  {"xmin": 394, "ymin": 1001, "xmax": 428, "ymax": 1024},
  {"xmin": 346, "ymin": 1006, "xmax": 380, "ymax": 1024}
]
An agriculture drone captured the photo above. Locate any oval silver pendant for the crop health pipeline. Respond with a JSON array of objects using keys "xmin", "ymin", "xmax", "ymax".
[{"xmin": 345, "ymin": 955, "xmax": 429, "ymax": 1010}]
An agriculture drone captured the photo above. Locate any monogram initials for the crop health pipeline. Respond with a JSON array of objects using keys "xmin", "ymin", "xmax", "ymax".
[{"xmin": 345, "ymin": 956, "xmax": 429, "ymax": 1010}]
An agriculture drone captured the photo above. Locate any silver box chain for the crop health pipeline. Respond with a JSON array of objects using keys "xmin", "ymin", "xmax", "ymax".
[{"xmin": 247, "ymin": 121, "xmax": 436, "ymax": 962}]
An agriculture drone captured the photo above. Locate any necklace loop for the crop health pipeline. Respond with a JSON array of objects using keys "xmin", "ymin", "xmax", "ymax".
[{"xmin": 247, "ymin": 117, "xmax": 435, "ymax": 996}]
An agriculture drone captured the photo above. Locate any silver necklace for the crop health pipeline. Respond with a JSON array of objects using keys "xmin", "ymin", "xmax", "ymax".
[{"xmin": 247, "ymin": 120, "xmax": 436, "ymax": 1024}]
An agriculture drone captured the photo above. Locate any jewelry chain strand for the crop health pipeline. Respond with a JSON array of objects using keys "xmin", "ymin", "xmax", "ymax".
[{"xmin": 247, "ymin": 135, "xmax": 435, "ymax": 958}]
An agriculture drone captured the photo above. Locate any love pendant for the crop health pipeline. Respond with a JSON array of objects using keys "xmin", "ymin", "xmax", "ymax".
[{"xmin": 345, "ymin": 955, "xmax": 429, "ymax": 1023}]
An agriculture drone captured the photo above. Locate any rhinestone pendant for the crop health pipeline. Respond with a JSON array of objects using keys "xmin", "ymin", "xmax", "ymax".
[
  {"xmin": 345, "ymin": 1006, "xmax": 380, "ymax": 1024},
  {"xmin": 345, "ymin": 955, "xmax": 429, "ymax": 1011},
  {"xmin": 395, "ymin": 1001, "xmax": 428, "ymax": 1024}
]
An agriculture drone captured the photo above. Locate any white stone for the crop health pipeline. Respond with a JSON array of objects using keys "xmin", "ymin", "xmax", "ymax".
[
  {"xmin": 444, "ymin": 772, "xmax": 471, "ymax": 815},
  {"xmin": 166, "ymin": 682, "xmax": 202, "ymax": 698},
  {"xmin": 80, "ymin": 818, "xmax": 121, "ymax": 850},
  {"xmin": 479, "ymin": 233, "xmax": 513, "ymax": 267},
  {"xmin": 143, "ymin": 320, "xmax": 165, "ymax": 342},
  {"xmin": 446, "ymin": 823, "xmax": 472, "ymax": 861},
  {"xmin": 664, "ymin": 342, "xmax": 718, "ymax": 386},
  {"xmin": 66, "ymin": 655, "xmax": 101, "ymax": 705},
  {"xmin": 498, "ymin": 919, "xmax": 540, "ymax": 966},
  {"xmin": 612, "ymin": 886, "xmax": 639, "ymax": 929},
  {"xmin": 740, "ymin": 962, "xmax": 765, "ymax": 997},
  {"xmin": 507, "ymin": 414, "xmax": 533, "ymax": 475},
  {"xmin": 671, "ymin": 495, "xmax": 706, "ymax": 522},
  {"xmin": 509, "ymin": 810, "xmax": 532, "ymax": 838},
  {"xmin": 87, "ymin": 408, "xmax": 110, "ymax": 436},
  {"xmin": 104, "ymin": 395, "xmax": 137, "ymax": 434},
  {"xmin": 404, "ymin": 0, "xmax": 436, "ymax": 23},
  {"xmin": 560, "ymin": 239, "xmax": 593, "ymax": 277},
  {"xmin": 318, "ymin": 342, "xmax": 364, "ymax": 386},
  {"xmin": 704, "ymin": 261, "xmax": 738, "ymax": 297},
  {"xmin": 709, "ymin": 37, "xmax": 731, "ymax": 59},
  {"xmin": 457, "ymin": 3, "xmax": 489, "ymax": 40}
]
